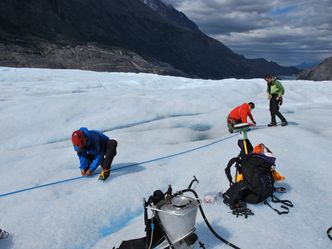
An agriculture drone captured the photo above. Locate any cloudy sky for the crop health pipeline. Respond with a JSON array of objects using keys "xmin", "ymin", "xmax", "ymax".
[{"xmin": 163, "ymin": 0, "xmax": 332, "ymax": 67}]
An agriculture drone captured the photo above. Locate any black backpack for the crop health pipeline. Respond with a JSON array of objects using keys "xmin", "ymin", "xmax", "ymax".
[
  {"xmin": 223, "ymin": 139, "xmax": 293, "ymax": 215},
  {"xmin": 223, "ymin": 149, "xmax": 274, "ymax": 206},
  {"xmin": 241, "ymin": 153, "xmax": 275, "ymax": 200},
  {"xmin": 224, "ymin": 139, "xmax": 253, "ymax": 185}
]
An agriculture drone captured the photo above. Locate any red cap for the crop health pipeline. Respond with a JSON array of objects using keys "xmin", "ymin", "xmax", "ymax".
[{"xmin": 71, "ymin": 130, "xmax": 87, "ymax": 149}]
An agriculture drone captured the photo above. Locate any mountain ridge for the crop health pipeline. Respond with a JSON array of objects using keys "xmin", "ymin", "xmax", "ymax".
[
  {"xmin": 297, "ymin": 56, "xmax": 332, "ymax": 81},
  {"xmin": 0, "ymin": 0, "xmax": 299, "ymax": 79}
]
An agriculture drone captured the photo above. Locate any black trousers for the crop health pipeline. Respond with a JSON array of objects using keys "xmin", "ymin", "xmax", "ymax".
[
  {"xmin": 270, "ymin": 95, "xmax": 286, "ymax": 123},
  {"xmin": 101, "ymin": 139, "xmax": 118, "ymax": 171},
  {"xmin": 227, "ymin": 118, "xmax": 241, "ymax": 133}
]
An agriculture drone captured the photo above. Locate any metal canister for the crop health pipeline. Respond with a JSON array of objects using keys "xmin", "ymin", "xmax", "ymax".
[{"xmin": 157, "ymin": 195, "xmax": 199, "ymax": 245}]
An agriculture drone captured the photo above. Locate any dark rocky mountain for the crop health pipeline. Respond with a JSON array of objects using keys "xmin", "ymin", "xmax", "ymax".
[
  {"xmin": 297, "ymin": 56, "xmax": 332, "ymax": 81},
  {"xmin": 247, "ymin": 58, "xmax": 299, "ymax": 76},
  {"xmin": 296, "ymin": 61, "xmax": 319, "ymax": 70},
  {"xmin": 0, "ymin": 0, "xmax": 298, "ymax": 79},
  {"xmin": 140, "ymin": 0, "xmax": 201, "ymax": 33},
  {"xmin": 0, "ymin": 42, "xmax": 185, "ymax": 75}
]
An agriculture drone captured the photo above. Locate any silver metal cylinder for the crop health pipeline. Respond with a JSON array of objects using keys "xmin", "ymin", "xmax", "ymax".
[{"xmin": 156, "ymin": 195, "xmax": 200, "ymax": 245}]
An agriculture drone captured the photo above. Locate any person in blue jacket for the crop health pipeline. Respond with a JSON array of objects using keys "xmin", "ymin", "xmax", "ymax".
[{"xmin": 71, "ymin": 127, "xmax": 117, "ymax": 181}]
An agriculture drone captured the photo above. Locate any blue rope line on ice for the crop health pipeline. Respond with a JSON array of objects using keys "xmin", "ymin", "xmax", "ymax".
[{"xmin": 0, "ymin": 133, "xmax": 238, "ymax": 198}]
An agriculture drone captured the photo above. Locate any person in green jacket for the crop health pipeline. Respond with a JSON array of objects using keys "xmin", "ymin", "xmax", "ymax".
[{"xmin": 264, "ymin": 75, "xmax": 288, "ymax": 127}]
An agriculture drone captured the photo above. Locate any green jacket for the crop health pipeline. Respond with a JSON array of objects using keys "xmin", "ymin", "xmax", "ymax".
[{"xmin": 267, "ymin": 78, "xmax": 285, "ymax": 97}]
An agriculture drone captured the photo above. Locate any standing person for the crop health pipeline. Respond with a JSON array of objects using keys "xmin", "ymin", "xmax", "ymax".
[
  {"xmin": 264, "ymin": 75, "xmax": 288, "ymax": 127},
  {"xmin": 0, "ymin": 228, "xmax": 9, "ymax": 240},
  {"xmin": 227, "ymin": 102, "xmax": 256, "ymax": 133},
  {"xmin": 71, "ymin": 127, "xmax": 117, "ymax": 181}
]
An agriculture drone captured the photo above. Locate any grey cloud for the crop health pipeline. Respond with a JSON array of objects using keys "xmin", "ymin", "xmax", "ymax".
[{"xmin": 162, "ymin": 0, "xmax": 332, "ymax": 66}]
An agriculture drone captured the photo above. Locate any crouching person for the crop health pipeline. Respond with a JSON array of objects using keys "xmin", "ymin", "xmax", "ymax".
[
  {"xmin": 71, "ymin": 127, "xmax": 117, "ymax": 182},
  {"xmin": 227, "ymin": 102, "xmax": 256, "ymax": 133}
]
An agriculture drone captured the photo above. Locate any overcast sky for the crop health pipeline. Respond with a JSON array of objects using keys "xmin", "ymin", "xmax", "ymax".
[{"xmin": 163, "ymin": 0, "xmax": 332, "ymax": 66}]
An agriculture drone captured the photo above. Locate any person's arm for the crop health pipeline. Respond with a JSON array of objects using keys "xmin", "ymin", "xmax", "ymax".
[
  {"xmin": 275, "ymin": 80, "xmax": 285, "ymax": 97},
  {"xmin": 267, "ymin": 84, "xmax": 272, "ymax": 99},
  {"xmin": 248, "ymin": 112, "xmax": 256, "ymax": 124},
  {"xmin": 78, "ymin": 152, "xmax": 89, "ymax": 171},
  {"xmin": 89, "ymin": 153, "xmax": 103, "ymax": 172},
  {"xmin": 88, "ymin": 136, "xmax": 105, "ymax": 172},
  {"xmin": 76, "ymin": 152, "xmax": 91, "ymax": 176},
  {"xmin": 240, "ymin": 109, "xmax": 248, "ymax": 123}
]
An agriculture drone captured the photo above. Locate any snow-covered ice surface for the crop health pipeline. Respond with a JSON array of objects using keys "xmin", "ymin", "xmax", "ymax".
[{"xmin": 0, "ymin": 67, "xmax": 331, "ymax": 249}]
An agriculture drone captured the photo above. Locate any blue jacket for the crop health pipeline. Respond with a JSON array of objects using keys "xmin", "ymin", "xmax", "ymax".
[{"xmin": 74, "ymin": 127, "xmax": 110, "ymax": 172}]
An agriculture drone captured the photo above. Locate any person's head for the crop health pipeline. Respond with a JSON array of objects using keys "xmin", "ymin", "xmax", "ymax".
[
  {"xmin": 71, "ymin": 130, "xmax": 87, "ymax": 150},
  {"xmin": 248, "ymin": 102, "xmax": 255, "ymax": 110},
  {"xmin": 264, "ymin": 74, "xmax": 273, "ymax": 84}
]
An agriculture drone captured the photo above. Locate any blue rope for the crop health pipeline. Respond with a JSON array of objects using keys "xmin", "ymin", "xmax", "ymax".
[{"xmin": 0, "ymin": 133, "xmax": 238, "ymax": 198}]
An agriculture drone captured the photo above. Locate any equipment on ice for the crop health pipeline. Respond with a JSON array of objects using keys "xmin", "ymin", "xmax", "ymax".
[
  {"xmin": 114, "ymin": 177, "xmax": 240, "ymax": 249},
  {"xmin": 149, "ymin": 192, "xmax": 200, "ymax": 249},
  {"xmin": 0, "ymin": 229, "xmax": 9, "ymax": 240},
  {"xmin": 223, "ymin": 123, "xmax": 293, "ymax": 216},
  {"xmin": 327, "ymin": 226, "xmax": 332, "ymax": 241},
  {"xmin": 233, "ymin": 123, "xmax": 250, "ymax": 154}
]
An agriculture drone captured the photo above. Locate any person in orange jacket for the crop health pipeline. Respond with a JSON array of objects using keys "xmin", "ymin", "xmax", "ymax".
[{"xmin": 227, "ymin": 102, "xmax": 256, "ymax": 133}]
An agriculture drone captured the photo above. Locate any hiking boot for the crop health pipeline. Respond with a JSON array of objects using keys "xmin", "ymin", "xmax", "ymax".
[
  {"xmin": 281, "ymin": 121, "xmax": 288, "ymax": 126},
  {"xmin": 268, "ymin": 122, "xmax": 277, "ymax": 127},
  {"xmin": 99, "ymin": 169, "xmax": 110, "ymax": 182}
]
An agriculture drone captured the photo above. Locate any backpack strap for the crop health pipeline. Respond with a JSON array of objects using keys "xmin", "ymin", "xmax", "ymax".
[
  {"xmin": 274, "ymin": 187, "xmax": 286, "ymax": 193},
  {"xmin": 264, "ymin": 194, "xmax": 293, "ymax": 215},
  {"xmin": 327, "ymin": 226, "xmax": 332, "ymax": 241},
  {"xmin": 225, "ymin": 156, "xmax": 240, "ymax": 185}
]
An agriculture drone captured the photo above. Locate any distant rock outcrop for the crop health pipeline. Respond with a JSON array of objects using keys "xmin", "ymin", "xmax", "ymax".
[
  {"xmin": 297, "ymin": 57, "xmax": 332, "ymax": 81},
  {"xmin": 295, "ymin": 62, "xmax": 319, "ymax": 70},
  {"xmin": 247, "ymin": 58, "xmax": 299, "ymax": 76},
  {"xmin": 0, "ymin": 42, "xmax": 186, "ymax": 76}
]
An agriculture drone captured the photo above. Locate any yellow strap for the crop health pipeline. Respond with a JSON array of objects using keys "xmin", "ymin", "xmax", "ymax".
[
  {"xmin": 236, "ymin": 173, "xmax": 243, "ymax": 182},
  {"xmin": 243, "ymin": 140, "xmax": 248, "ymax": 155}
]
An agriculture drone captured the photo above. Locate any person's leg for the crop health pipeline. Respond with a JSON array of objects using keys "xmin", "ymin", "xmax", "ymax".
[
  {"xmin": 269, "ymin": 97, "xmax": 278, "ymax": 125},
  {"xmin": 100, "ymin": 139, "xmax": 118, "ymax": 180},
  {"xmin": 274, "ymin": 102, "xmax": 287, "ymax": 124},
  {"xmin": 227, "ymin": 120, "xmax": 234, "ymax": 133}
]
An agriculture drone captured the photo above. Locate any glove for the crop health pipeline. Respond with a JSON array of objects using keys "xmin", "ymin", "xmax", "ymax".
[
  {"xmin": 252, "ymin": 120, "xmax": 256, "ymax": 125},
  {"xmin": 249, "ymin": 122, "xmax": 255, "ymax": 127}
]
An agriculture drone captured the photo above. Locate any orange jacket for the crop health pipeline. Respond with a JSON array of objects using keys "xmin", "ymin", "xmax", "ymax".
[{"xmin": 228, "ymin": 103, "xmax": 254, "ymax": 123}]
